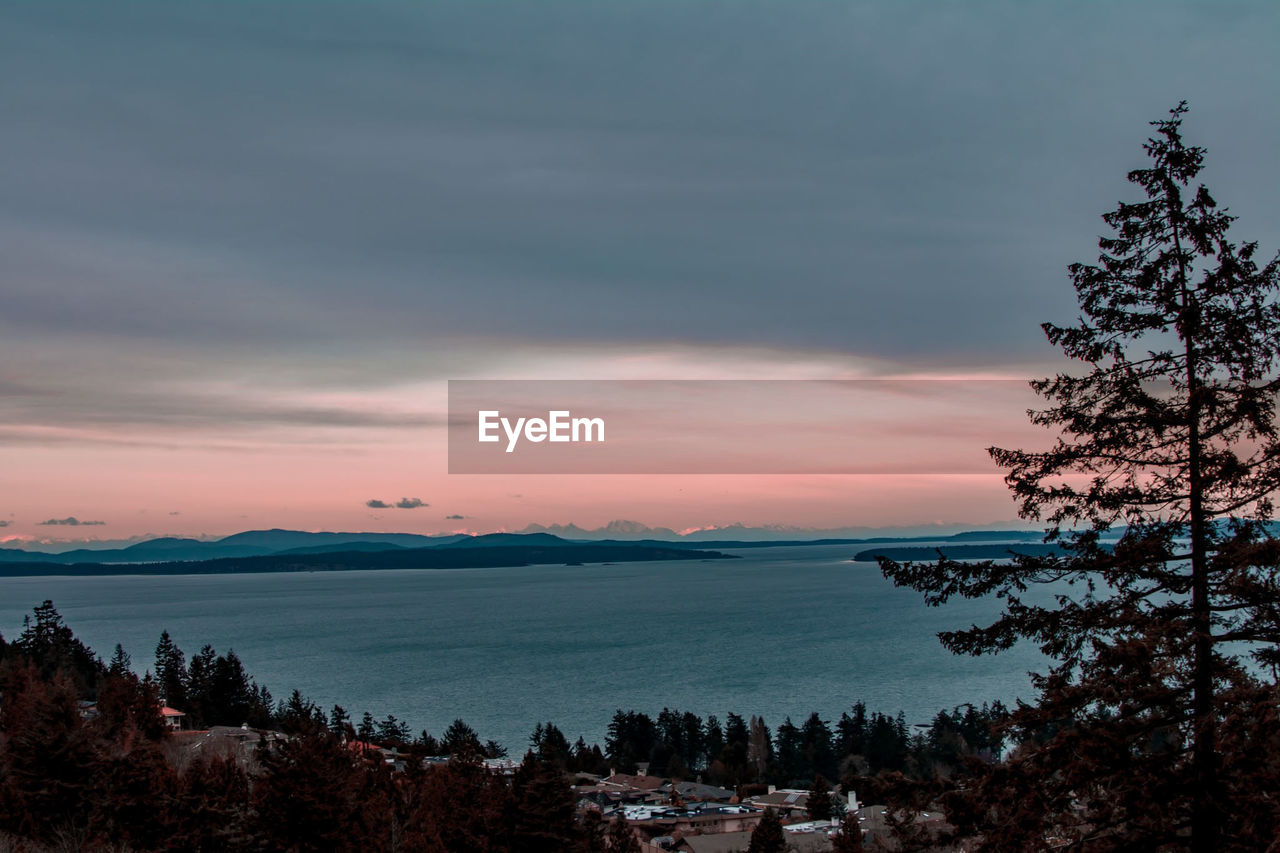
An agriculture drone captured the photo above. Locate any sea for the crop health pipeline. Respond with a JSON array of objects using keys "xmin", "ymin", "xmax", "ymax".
[{"xmin": 0, "ymin": 544, "xmax": 1049, "ymax": 752}]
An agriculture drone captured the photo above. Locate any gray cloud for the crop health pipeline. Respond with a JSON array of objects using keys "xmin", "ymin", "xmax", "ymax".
[
  {"xmin": 0, "ymin": 0, "xmax": 1276, "ymax": 477},
  {"xmin": 395, "ymin": 497, "xmax": 427, "ymax": 509},
  {"xmin": 2, "ymin": 0, "xmax": 1275, "ymax": 374},
  {"xmin": 366, "ymin": 499, "xmax": 391, "ymax": 508},
  {"xmin": 444, "ymin": 514, "xmax": 466, "ymax": 520},
  {"xmin": 39, "ymin": 517, "xmax": 106, "ymax": 526},
  {"xmin": 0, "ymin": 520, "xmax": 10, "ymax": 527}
]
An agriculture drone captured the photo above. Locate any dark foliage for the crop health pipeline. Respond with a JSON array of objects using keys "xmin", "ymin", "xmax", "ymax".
[
  {"xmin": 511, "ymin": 751, "xmax": 581, "ymax": 852},
  {"xmin": 880, "ymin": 104, "xmax": 1280, "ymax": 851},
  {"xmin": 747, "ymin": 807, "xmax": 787, "ymax": 853},
  {"xmin": 0, "ymin": 601, "xmax": 1017, "ymax": 851},
  {"xmin": 605, "ymin": 814, "xmax": 641, "ymax": 852},
  {"xmin": 808, "ymin": 773, "xmax": 836, "ymax": 821},
  {"xmin": 11, "ymin": 600, "xmax": 105, "ymax": 696}
]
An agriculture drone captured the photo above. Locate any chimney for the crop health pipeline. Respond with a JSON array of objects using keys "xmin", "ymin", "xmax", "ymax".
[
  {"xmin": 848, "ymin": 790, "xmax": 859, "ymax": 812},
  {"xmin": 637, "ymin": 762, "xmax": 650, "ymax": 776},
  {"xmin": 767, "ymin": 785, "xmax": 776, "ymax": 794}
]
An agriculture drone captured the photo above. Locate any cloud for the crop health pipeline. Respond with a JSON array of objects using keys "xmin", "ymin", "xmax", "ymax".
[
  {"xmin": 444, "ymin": 514, "xmax": 466, "ymax": 520},
  {"xmin": 169, "ymin": 511, "xmax": 181, "ymax": 516},
  {"xmin": 4, "ymin": 0, "xmax": 1275, "ymax": 393},
  {"xmin": 366, "ymin": 499, "xmax": 391, "ymax": 508},
  {"xmin": 0, "ymin": 520, "xmax": 9, "ymax": 527},
  {"xmin": 395, "ymin": 497, "xmax": 427, "ymax": 509},
  {"xmin": 39, "ymin": 517, "xmax": 106, "ymax": 526}
]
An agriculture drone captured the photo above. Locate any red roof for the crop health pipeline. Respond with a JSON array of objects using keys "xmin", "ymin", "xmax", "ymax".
[{"xmin": 159, "ymin": 706, "xmax": 186, "ymax": 717}]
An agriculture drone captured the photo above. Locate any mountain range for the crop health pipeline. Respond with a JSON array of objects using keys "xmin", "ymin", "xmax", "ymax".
[{"xmin": 0, "ymin": 525, "xmax": 1056, "ymax": 566}]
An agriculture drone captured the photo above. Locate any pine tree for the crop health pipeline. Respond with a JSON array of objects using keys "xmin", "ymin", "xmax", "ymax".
[
  {"xmin": 747, "ymin": 808, "xmax": 787, "ymax": 853},
  {"xmin": 173, "ymin": 754, "xmax": 251, "ymax": 851},
  {"xmin": 13, "ymin": 600, "xmax": 105, "ymax": 693},
  {"xmin": 511, "ymin": 751, "xmax": 581, "ymax": 853},
  {"xmin": 605, "ymin": 709, "xmax": 657, "ymax": 774},
  {"xmin": 328, "ymin": 704, "xmax": 350, "ymax": 737},
  {"xmin": 830, "ymin": 809, "xmax": 865, "ymax": 852},
  {"xmin": 376, "ymin": 713, "xmax": 411, "ymax": 745},
  {"xmin": 531, "ymin": 721, "xmax": 573, "ymax": 767},
  {"xmin": 153, "ymin": 630, "xmax": 187, "ymax": 709},
  {"xmin": 442, "ymin": 718, "xmax": 484, "ymax": 757},
  {"xmin": 357, "ymin": 711, "xmax": 376, "ymax": 742},
  {"xmin": 807, "ymin": 773, "xmax": 835, "ymax": 821},
  {"xmin": 403, "ymin": 751, "xmax": 513, "ymax": 851},
  {"xmin": 250, "ymin": 728, "xmax": 384, "ymax": 851},
  {"xmin": 107, "ymin": 644, "xmax": 131, "ymax": 677},
  {"xmin": 800, "ymin": 712, "xmax": 837, "ymax": 781},
  {"xmin": 0, "ymin": 665, "xmax": 97, "ymax": 844},
  {"xmin": 880, "ymin": 103, "xmax": 1280, "ymax": 850}
]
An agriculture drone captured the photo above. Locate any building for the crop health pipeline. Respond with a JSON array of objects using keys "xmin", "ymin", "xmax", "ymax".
[
  {"xmin": 605, "ymin": 803, "xmax": 763, "ymax": 847},
  {"xmin": 159, "ymin": 705, "xmax": 186, "ymax": 731}
]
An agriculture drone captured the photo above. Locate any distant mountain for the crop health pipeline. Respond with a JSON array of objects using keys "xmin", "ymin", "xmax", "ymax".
[
  {"xmin": 215, "ymin": 529, "xmax": 466, "ymax": 550},
  {"xmin": 0, "ymin": 529, "xmax": 470, "ymax": 564},
  {"xmin": 0, "ymin": 548, "xmax": 64, "ymax": 564},
  {"xmin": 517, "ymin": 520, "xmax": 683, "ymax": 540},
  {"xmin": 0, "ymin": 541, "xmax": 735, "ymax": 578},
  {"xmin": 441, "ymin": 532, "xmax": 572, "ymax": 548},
  {"xmin": 2, "ymin": 524, "xmax": 1134, "ymax": 566},
  {"xmin": 945, "ymin": 530, "xmax": 1047, "ymax": 542},
  {"xmin": 516, "ymin": 519, "xmax": 1050, "ymax": 542},
  {"xmin": 272, "ymin": 541, "xmax": 410, "ymax": 556},
  {"xmin": 851, "ymin": 543, "xmax": 1074, "ymax": 562}
]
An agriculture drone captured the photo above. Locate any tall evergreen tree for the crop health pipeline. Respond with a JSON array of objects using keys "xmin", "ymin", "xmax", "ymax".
[
  {"xmin": 107, "ymin": 643, "xmax": 131, "ymax": 677},
  {"xmin": 704, "ymin": 714, "xmax": 726, "ymax": 766},
  {"xmin": 830, "ymin": 809, "xmax": 865, "ymax": 852},
  {"xmin": 747, "ymin": 808, "xmax": 787, "ymax": 853},
  {"xmin": 153, "ymin": 630, "xmax": 187, "ymax": 708},
  {"xmin": 375, "ymin": 713, "xmax": 411, "ymax": 745},
  {"xmin": 836, "ymin": 702, "xmax": 868, "ymax": 758},
  {"xmin": 441, "ymin": 717, "xmax": 484, "ymax": 756},
  {"xmin": 511, "ymin": 751, "xmax": 581, "ymax": 853},
  {"xmin": 329, "ymin": 704, "xmax": 351, "ymax": 737},
  {"xmin": 531, "ymin": 721, "xmax": 573, "ymax": 767},
  {"xmin": 773, "ymin": 717, "xmax": 803, "ymax": 785},
  {"xmin": 807, "ymin": 773, "xmax": 836, "ymax": 821},
  {"xmin": 881, "ymin": 103, "xmax": 1280, "ymax": 850},
  {"xmin": 13, "ymin": 600, "xmax": 105, "ymax": 693},
  {"xmin": 801, "ymin": 712, "xmax": 838, "ymax": 781},
  {"xmin": 250, "ymin": 728, "xmax": 386, "ymax": 851},
  {"xmin": 0, "ymin": 665, "xmax": 96, "ymax": 844},
  {"xmin": 605, "ymin": 710, "xmax": 657, "ymax": 774},
  {"xmin": 403, "ymin": 751, "xmax": 512, "ymax": 851}
]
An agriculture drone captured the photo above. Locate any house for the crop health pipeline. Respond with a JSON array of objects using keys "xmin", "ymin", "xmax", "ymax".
[
  {"xmin": 159, "ymin": 706, "xmax": 186, "ymax": 731},
  {"xmin": 605, "ymin": 803, "xmax": 763, "ymax": 847},
  {"xmin": 661, "ymin": 781, "xmax": 737, "ymax": 804},
  {"xmin": 603, "ymin": 772, "xmax": 669, "ymax": 793},
  {"xmin": 744, "ymin": 787, "xmax": 811, "ymax": 817},
  {"xmin": 168, "ymin": 725, "xmax": 285, "ymax": 770}
]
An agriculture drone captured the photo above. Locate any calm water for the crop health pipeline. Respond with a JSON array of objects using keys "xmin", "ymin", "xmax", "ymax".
[{"xmin": 0, "ymin": 545, "xmax": 1047, "ymax": 751}]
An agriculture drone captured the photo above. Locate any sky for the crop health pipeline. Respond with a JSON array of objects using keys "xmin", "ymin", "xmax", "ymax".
[{"xmin": 2, "ymin": 1, "xmax": 1278, "ymax": 543}]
